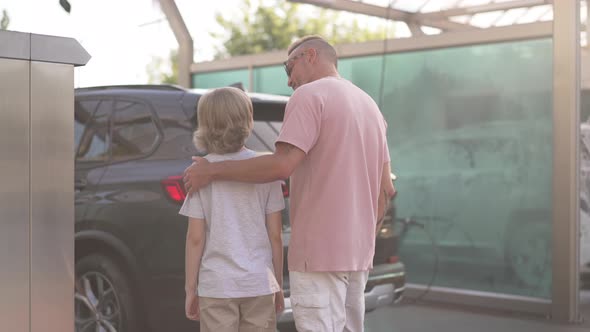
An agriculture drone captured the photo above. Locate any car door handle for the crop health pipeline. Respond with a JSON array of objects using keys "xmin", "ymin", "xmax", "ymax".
[{"xmin": 75, "ymin": 179, "xmax": 87, "ymax": 190}]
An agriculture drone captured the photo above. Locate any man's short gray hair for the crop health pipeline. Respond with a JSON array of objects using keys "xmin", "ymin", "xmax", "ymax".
[{"xmin": 288, "ymin": 35, "xmax": 338, "ymax": 66}]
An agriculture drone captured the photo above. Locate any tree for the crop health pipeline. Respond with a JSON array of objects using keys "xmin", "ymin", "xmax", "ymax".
[
  {"xmin": 145, "ymin": 0, "xmax": 392, "ymax": 84},
  {"xmin": 213, "ymin": 0, "xmax": 392, "ymax": 58},
  {"xmin": 1, "ymin": 9, "xmax": 10, "ymax": 30},
  {"xmin": 146, "ymin": 49, "xmax": 179, "ymax": 84}
]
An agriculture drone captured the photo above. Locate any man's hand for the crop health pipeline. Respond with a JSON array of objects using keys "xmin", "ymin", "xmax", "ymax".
[
  {"xmin": 183, "ymin": 157, "xmax": 212, "ymax": 194},
  {"xmin": 389, "ymin": 183, "xmax": 397, "ymax": 200},
  {"xmin": 275, "ymin": 291, "xmax": 285, "ymax": 315},
  {"xmin": 376, "ymin": 166, "xmax": 396, "ymax": 235},
  {"xmin": 185, "ymin": 291, "xmax": 200, "ymax": 321}
]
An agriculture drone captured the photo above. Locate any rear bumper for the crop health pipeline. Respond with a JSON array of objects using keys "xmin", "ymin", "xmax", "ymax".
[{"xmin": 277, "ymin": 263, "xmax": 405, "ymax": 323}]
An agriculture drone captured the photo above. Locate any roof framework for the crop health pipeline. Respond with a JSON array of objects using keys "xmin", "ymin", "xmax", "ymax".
[
  {"xmin": 190, "ymin": 1, "xmax": 589, "ymax": 89},
  {"xmin": 288, "ymin": 0, "xmax": 587, "ymax": 46}
]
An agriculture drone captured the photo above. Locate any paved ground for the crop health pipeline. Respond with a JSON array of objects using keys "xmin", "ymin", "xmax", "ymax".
[{"xmin": 364, "ymin": 291, "xmax": 590, "ymax": 332}]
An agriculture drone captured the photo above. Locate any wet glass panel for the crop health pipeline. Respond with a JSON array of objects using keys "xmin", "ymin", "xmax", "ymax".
[
  {"xmin": 339, "ymin": 55, "xmax": 384, "ymax": 103},
  {"xmin": 378, "ymin": 39, "xmax": 553, "ymax": 298},
  {"xmin": 253, "ymin": 65, "xmax": 293, "ymax": 96},
  {"xmin": 192, "ymin": 69, "xmax": 250, "ymax": 90}
]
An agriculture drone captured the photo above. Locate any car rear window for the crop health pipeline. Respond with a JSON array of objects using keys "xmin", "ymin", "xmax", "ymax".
[{"xmin": 246, "ymin": 121, "xmax": 282, "ymax": 153}]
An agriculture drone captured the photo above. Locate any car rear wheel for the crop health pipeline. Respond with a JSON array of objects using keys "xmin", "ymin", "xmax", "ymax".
[{"xmin": 75, "ymin": 254, "xmax": 139, "ymax": 332}]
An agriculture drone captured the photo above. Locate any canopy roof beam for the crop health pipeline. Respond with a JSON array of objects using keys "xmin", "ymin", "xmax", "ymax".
[
  {"xmin": 158, "ymin": 0, "xmax": 193, "ymax": 88},
  {"xmin": 287, "ymin": 0, "xmax": 474, "ymax": 31},
  {"xmin": 416, "ymin": 0, "xmax": 553, "ymax": 20},
  {"xmin": 288, "ymin": 0, "xmax": 555, "ymax": 33}
]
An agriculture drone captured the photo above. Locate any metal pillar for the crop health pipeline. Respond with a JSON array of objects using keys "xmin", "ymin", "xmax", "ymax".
[
  {"xmin": 158, "ymin": 0, "xmax": 193, "ymax": 88},
  {"xmin": 551, "ymin": 0, "xmax": 581, "ymax": 323},
  {"xmin": 0, "ymin": 30, "xmax": 90, "ymax": 332}
]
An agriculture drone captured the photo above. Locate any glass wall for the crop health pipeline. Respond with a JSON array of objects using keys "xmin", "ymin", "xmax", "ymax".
[
  {"xmin": 192, "ymin": 69, "xmax": 250, "ymax": 90},
  {"xmin": 192, "ymin": 66, "xmax": 293, "ymax": 95},
  {"xmin": 369, "ymin": 39, "xmax": 554, "ymax": 299},
  {"xmin": 253, "ymin": 66, "xmax": 292, "ymax": 96},
  {"xmin": 192, "ymin": 38, "xmax": 554, "ymax": 298}
]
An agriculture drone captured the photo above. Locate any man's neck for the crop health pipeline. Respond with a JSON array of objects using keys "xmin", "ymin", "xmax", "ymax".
[{"xmin": 310, "ymin": 69, "xmax": 340, "ymax": 82}]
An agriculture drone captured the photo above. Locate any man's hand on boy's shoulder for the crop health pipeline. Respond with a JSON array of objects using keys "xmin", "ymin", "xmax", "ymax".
[{"xmin": 184, "ymin": 157, "xmax": 212, "ymax": 194}]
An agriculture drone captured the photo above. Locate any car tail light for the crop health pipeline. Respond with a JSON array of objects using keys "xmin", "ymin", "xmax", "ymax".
[
  {"xmin": 161, "ymin": 176, "xmax": 186, "ymax": 204},
  {"xmin": 281, "ymin": 181, "xmax": 289, "ymax": 198},
  {"xmin": 388, "ymin": 256, "xmax": 399, "ymax": 264}
]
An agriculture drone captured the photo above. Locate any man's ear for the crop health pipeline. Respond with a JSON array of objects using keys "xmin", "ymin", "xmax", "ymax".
[{"xmin": 307, "ymin": 48, "xmax": 318, "ymax": 63}]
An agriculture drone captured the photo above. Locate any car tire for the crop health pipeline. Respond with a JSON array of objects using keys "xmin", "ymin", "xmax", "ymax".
[
  {"xmin": 75, "ymin": 254, "xmax": 139, "ymax": 332},
  {"xmin": 504, "ymin": 214, "xmax": 551, "ymax": 290}
]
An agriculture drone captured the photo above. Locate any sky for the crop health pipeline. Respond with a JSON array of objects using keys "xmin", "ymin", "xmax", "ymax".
[
  {"xmin": 1, "ymin": 0, "xmax": 241, "ymax": 87},
  {"xmin": 1, "ymin": 0, "xmax": 410, "ymax": 88}
]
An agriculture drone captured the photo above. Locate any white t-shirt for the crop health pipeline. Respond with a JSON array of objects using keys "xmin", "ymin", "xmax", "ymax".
[{"xmin": 179, "ymin": 148, "xmax": 285, "ymax": 298}]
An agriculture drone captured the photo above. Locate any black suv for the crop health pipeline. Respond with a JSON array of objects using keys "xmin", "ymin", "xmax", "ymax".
[{"xmin": 74, "ymin": 85, "xmax": 405, "ymax": 332}]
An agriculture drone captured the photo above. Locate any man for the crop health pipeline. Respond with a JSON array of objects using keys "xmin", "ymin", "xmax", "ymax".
[{"xmin": 184, "ymin": 35, "xmax": 395, "ymax": 332}]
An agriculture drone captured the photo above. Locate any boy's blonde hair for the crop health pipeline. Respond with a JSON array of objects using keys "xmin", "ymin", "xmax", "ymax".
[{"xmin": 193, "ymin": 87, "xmax": 253, "ymax": 154}]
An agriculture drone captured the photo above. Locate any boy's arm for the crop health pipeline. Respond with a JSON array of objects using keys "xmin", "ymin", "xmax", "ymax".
[
  {"xmin": 266, "ymin": 210, "xmax": 285, "ymax": 314},
  {"xmin": 185, "ymin": 217, "xmax": 206, "ymax": 295},
  {"xmin": 376, "ymin": 162, "xmax": 396, "ymax": 234},
  {"xmin": 265, "ymin": 211, "xmax": 283, "ymax": 288}
]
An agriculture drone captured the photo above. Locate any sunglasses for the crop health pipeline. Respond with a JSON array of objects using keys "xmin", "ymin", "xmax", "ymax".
[{"xmin": 283, "ymin": 52, "xmax": 306, "ymax": 77}]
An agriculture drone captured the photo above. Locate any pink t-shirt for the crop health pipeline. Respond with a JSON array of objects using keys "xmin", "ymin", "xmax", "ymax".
[{"xmin": 277, "ymin": 76, "xmax": 390, "ymax": 272}]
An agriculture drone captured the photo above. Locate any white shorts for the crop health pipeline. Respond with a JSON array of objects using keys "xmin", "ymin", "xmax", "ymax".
[{"xmin": 289, "ymin": 270, "xmax": 369, "ymax": 332}]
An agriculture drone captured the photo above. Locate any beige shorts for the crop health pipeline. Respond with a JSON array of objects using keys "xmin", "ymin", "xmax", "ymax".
[
  {"xmin": 290, "ymin": 270, "xmax": 369, "ymax": 332},
  {"xmin": 199, "ymin": 294, "xmax": 276, "ymax": 332}
]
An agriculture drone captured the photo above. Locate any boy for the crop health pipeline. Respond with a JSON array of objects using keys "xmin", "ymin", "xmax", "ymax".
[{"xmin": 179, "ymin": 87, "xmax": 285, "ymax": 332}]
